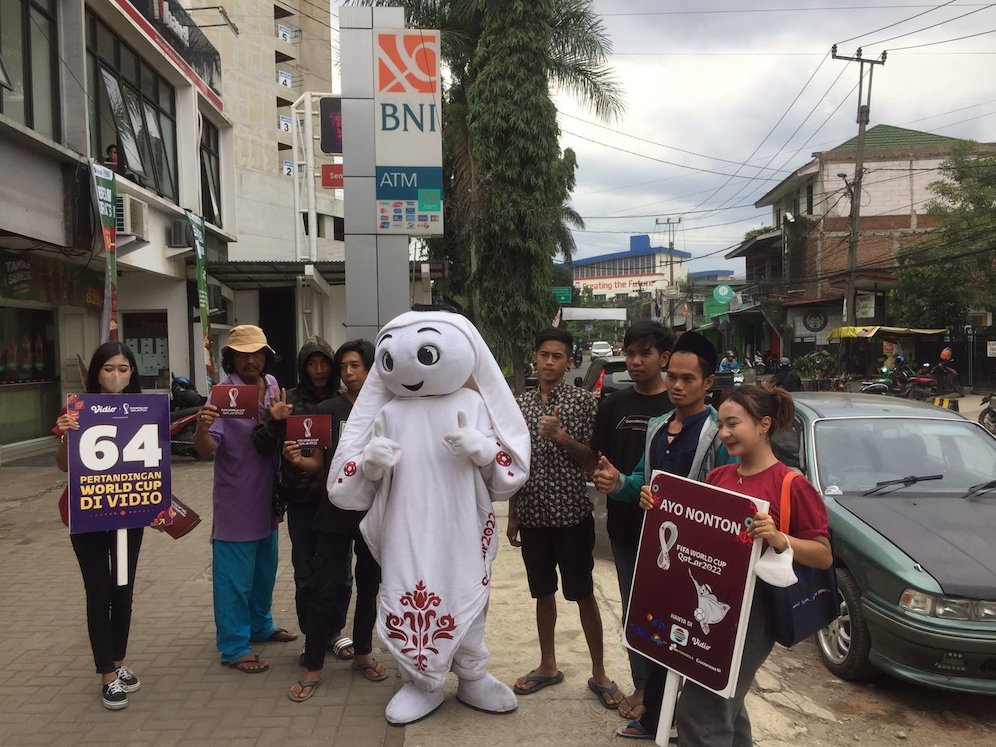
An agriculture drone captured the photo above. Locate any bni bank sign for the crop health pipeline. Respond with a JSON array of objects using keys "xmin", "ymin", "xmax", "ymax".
[{"xmin": 374, "ymin": 30, "xmax": 444, "ymax": 235}]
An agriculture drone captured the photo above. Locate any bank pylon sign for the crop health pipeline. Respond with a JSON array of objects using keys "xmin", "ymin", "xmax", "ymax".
[{"xmin": 374, "ymin": 29, "xmax": 443, "ymax": 235}]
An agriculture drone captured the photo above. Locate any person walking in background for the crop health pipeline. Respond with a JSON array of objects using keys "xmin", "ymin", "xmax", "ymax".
[
  {"xmin": 648, "ymin": 384, "xmax": 831, "ymax": 745},
  {"xmin": 285, "ymin": 339, "xmax": 388, "ymax": 702},
  {"xmin": 252, "ymin": 336, "xmax": 345, "ymax": 658},
  {"xmin": 592, "ymin": 331, "xmax": 736, "ymax": 740},
  {"xmin": 510, "ymin": 327, "xmax": 624, "ymax": 710},
  {"xmin": 53, "ymin": 341, "xmax": 145, "ymax": 710},
  {"xmin": 591, "ymin": 320, "xmax": 674, "ymax": 721},
  {"xmin": 195, "ymin": 325, "xmax": 297, "ymax": 674}
]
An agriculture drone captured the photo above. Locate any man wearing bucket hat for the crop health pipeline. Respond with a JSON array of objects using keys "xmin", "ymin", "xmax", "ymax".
[{"xmin": 195, "ymin": 325, "xmax": 299, "ymax": 673}]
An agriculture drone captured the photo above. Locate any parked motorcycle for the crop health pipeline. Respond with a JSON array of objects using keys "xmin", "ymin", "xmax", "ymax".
[
  {"xmin": 860, "ymin": 365, "xmax": 919, "ymax": 397},
  {"xmin": 979, "ymin": 394, "xmax": 996, "ymax": 435},
  {"xmin": 170, "ymin": 375, "xmax": 208, "ymax": 459},
  {"xmin": 910, "ymin": 362, "xmax": 964, "ymax": 397}
]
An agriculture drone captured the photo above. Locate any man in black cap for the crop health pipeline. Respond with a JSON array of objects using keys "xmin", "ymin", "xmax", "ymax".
[{"xmin": 593, "ymin": 330, "xmax": 738, "ymax": 741}]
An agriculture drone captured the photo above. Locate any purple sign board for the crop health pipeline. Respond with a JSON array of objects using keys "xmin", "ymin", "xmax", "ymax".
[
  {"xmin": 625, "ymin": 471, "xmax": 767, "ymax": 697},
  {"xmin": 67, "ymin": 393, "xmax": 171, "ymax": 534}
]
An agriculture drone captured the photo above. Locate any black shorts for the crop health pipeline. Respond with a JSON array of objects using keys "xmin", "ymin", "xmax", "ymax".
[{"xmin": 519, "ymin": 514, "xmax": 595, "ymax": 601}]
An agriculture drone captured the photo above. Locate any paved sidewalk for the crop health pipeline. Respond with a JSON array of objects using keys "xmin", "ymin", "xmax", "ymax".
[{"xmin": 0, "ymin": 456, "xmax": 637, "ymax": 746}]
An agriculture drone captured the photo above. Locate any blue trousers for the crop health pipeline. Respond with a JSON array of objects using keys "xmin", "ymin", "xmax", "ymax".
[{"xmin": 212, "ymin": 531, "xmax": 279, "ymax": 663}]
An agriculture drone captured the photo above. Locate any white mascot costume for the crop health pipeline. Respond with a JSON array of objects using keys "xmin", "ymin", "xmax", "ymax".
[{"xmin": 328, "ymin": 309, "xmax": 530, "ymax": 725}]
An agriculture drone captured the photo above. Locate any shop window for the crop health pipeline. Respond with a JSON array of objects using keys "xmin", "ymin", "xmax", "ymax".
[
  {"xmin": 0, "ymin": 0, "xmax": 58, "ymax": 139},
  {"xmin": 122, "ymin": 312, "xmax": 169, "ymax": 391},
  {"xmin": 0, "ymin": 305, "xmax": 59, "ymax": 443}
]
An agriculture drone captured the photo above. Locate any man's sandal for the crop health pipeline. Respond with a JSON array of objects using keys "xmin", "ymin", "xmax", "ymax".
[
  {"xmin": 267, "ymin": 628, "xmax": 299, "ymax": 643},
  {"xmin": 329, "ymin": 635, "xmax": 354, "ymax": 660},
  {"xmin": 352, "ymin": 659, "xmax": 389, "ymax": 682},
  {"xmin": 224, "ymin": 653, "xmax": 269, "ymax": 674},
  {"xmin": 288, "ymin": 678, "xmax": 323, "ymax": 702}
]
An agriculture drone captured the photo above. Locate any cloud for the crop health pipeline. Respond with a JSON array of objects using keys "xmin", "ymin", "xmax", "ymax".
[{"xmin": 560, "ymin": 0, "xmax": 996, "ymax": 270}]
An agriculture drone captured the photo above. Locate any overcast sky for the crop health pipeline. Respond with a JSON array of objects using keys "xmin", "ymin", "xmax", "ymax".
[{"xmin": 554, "ymin": 0, "xmax": 996, "ymax": 274}]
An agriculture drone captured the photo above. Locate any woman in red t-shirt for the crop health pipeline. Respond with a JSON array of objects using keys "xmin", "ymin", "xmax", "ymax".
[
  {"xmin": 54, "ymin": 341, "xmax": 145, "ymax": 711},
  {"xmin": 640, "ymin": 384, "xmax": 832, "ymax": 746}
]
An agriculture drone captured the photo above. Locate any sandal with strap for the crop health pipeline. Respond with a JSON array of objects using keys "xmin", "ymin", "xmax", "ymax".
[
  {"xmin": 329, "ymin": 635, "xmax": 354, "ymax": 660},
  {"xmin": 224, "ymin": 653, "xmax": 269, "ymax": 674},
  {"xmin": 288, "ymin": 677, "xmax": 323, "ymax": 702},
  {"xmin": 352, "ymin": 658, "xmax": 389, "ymax": 682}
]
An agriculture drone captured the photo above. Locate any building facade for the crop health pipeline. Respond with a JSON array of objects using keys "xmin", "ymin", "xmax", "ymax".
[
  {"xmin": 728, "ymin": 125, "xmax": 996, "ymax": 355},
  {"xmin": 0, "ymin": 0, "xmax": 234, "ymax": 460}
]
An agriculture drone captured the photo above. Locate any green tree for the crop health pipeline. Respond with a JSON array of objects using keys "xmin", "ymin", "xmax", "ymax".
[
  {"xmin": 467, "ymin": 0, "xmax": 566, "ymax": 391},
  {"xmin": 358, "ymin": 0, "xmax": 622, "ymax": 369},
  {"xmin": 892, "ymin": 142, "xmax": 996, "ymax": 327}
]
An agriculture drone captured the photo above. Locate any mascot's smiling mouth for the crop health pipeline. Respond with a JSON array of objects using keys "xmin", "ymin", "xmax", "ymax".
[{"xmin": 403, "ymin": 381, "xmax": 424, "ymax": 392}]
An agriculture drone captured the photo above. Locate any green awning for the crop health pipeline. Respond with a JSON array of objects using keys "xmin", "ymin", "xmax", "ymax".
[{"xmin": 827, "ymin": 326, "xmax": 946, "ymax": 341}]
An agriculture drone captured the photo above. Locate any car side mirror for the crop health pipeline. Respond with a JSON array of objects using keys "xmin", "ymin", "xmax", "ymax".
[{"xmin": 574, "ymin": 376, "xmax": 583, "ymax": 387}]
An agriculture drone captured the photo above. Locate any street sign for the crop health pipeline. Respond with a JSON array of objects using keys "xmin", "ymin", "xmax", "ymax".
[
  {"xmin": 553, "ymin": 286, "xmax": 572, "ymax": 304},
  {"xmin": 626, "ymin": 471, "xmax": 767, "ymax": 697},
  {"xmin": 713, "ymin": 285, "xmax": 733, "ymax": 304}
]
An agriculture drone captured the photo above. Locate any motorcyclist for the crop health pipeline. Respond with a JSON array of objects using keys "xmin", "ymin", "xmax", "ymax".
[
  {"xmin": 772, "ymin": 356, "xmax": 802, "ymax": 392},
  {"xmin": 718, "ymin": 350, "xmax": 741, "ymax": 373}
]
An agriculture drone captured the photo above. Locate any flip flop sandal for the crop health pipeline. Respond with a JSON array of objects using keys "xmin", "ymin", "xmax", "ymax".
[
  {"xmin": 618, "ymin": 696, "xmax": 646, "ymax": 720},
  {"xmin": 224, "ymin": 653, "xmax": 269, "ymax": 674},
  {"xmin": 268, "ymin": 628, "xmax": 299, "ymax": 643},
  {"xmin": 512, "ymin": 670, "xmax": 564, "ymax": 695},
  {"xmin": 288, "ymin": 678, "xmax": 323, "ymax": 702},
  {"xmin": 615, "ymin": 720, "xmax": 653, "ymax": 740},
  {"xmin": 329, "ymin": 636, "xmax": 355, "ymax": 660},
  {"xmin": 352, "ymin": 659, "xmax": 389, "ymax": 682},
  {"xmin": 588, "ymin": 677, "xmax": 622, "ymax": 709}
]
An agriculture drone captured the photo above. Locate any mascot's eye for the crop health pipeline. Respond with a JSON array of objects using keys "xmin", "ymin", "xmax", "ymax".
[
  {"xmin": 417, "ymin": 345, "xmax": 440, "ymax": 366},
  {"xmin": 382, "ymin": 351, "xmax": 394, "ymax": 372}
]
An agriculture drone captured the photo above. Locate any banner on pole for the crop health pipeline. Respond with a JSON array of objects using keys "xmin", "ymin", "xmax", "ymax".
[
  {"xmin": 626, "ymin": 471, "xmax": 767, "ymax": 697},
  {"xmin": 186, "ymin": 210, "xmax": 216, "ymax": 386},
  {"xmin": 91, "ymin": 161, "xmax": 118, "ymax": 342},
  {"xmin": 66, "ymin": 393, "xmax": 171, "ymax": 534}
]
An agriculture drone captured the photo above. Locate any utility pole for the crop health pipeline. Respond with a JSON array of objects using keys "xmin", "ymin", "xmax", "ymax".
[
  {"xmin": 655, "ymin": 217, "xmax": 681, "ymax": 327},
  {"xmin": 832, "ymin": 45, "xmax": 885, "ymax": 325}
]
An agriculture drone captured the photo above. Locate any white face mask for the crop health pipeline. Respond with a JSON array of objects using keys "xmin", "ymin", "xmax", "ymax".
[{"xmin": 753, "ymin": 533, "xmax": 798, "ymax": 587}]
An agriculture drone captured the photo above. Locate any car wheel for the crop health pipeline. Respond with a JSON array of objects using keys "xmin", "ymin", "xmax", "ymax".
[
  {"xmin": 979, "ymin": 408, "xmax": 996, "ymax": 435},
  {"xmin": 816, "ymin": 568, "xmax": 876, "ymax": 681}
]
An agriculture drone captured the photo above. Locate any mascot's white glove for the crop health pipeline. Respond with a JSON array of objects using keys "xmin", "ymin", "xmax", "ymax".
[
  {"xmin": 443, "ymin": 410, "xmax": 495, "ymax": 468},
  {"xmin": 363, "ymin": 416, "xmax": 402, "ymax": 481}
]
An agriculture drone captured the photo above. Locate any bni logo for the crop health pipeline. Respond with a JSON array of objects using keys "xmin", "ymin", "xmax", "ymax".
[{"xmin": 377, "ymin": 31, "xmax": 439, "ymax": 94}]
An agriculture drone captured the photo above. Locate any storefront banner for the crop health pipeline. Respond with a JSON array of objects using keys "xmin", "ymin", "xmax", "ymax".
[
  {"xmin": 90, "ymin": 161, "xmax": 118, "ymax": 341},
  {"xmin": 185, "ymin": 210, "xmax": 215, "ymax": 385},
  {"xmin": 373, "ymin": 29, "xmax": 443, "ymax": 235},
  {"xmin": 67, "ymin": 393, "xmax": 171, "ymax": 534},
  {"xmin": 626, "ymin": 471, "xmax": 767, "ymax": 698},
  {"xmin": 208, "ymin": 384, "xmax": 258, "ymax": 419},
  {"xmin": 1, "ymin": 250, "xmax": 103, "ymax": 309},
  {"xmin": 286, "ymin": 414, "xmax": 332, "ymax": 450}
]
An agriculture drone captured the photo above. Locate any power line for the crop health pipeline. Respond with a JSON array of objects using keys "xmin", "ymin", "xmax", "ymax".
[
  {"xmin": 857, "ymin": 2, "xmax": 996, "ymax": 48},
  {"xmin": 560, "ymin": 129, "xmax": 783, "ymax": 181},
  {"xmin": 890, "ymin": 26, "xmax": 996, "ymax": 50},
  {"xmin": 836, "ymin": 0, "xmax": 958, "ymax": 45},
  {"xmin": 600, "ymin": 4, "xmax": 993, "ymax": 16}
]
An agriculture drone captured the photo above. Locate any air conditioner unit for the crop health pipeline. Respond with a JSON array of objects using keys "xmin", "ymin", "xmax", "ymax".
[
  {"xmin": 115, "ymin": 195, "xmax": 149, "ymax": 240},
  {"xmin": 167, "ymin": 219, "xmax": 193, "ymax": 248}
]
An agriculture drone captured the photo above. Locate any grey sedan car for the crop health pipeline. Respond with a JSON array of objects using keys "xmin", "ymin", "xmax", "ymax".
[{"xmin": 779, "ymin": 393, "xmax": 996, "ymax": 694}]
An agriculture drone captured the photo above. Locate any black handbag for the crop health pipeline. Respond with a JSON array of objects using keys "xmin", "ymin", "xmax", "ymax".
[{"xmin": 768, "ymin": 471, "xmax": 840, "ymax": 647}]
